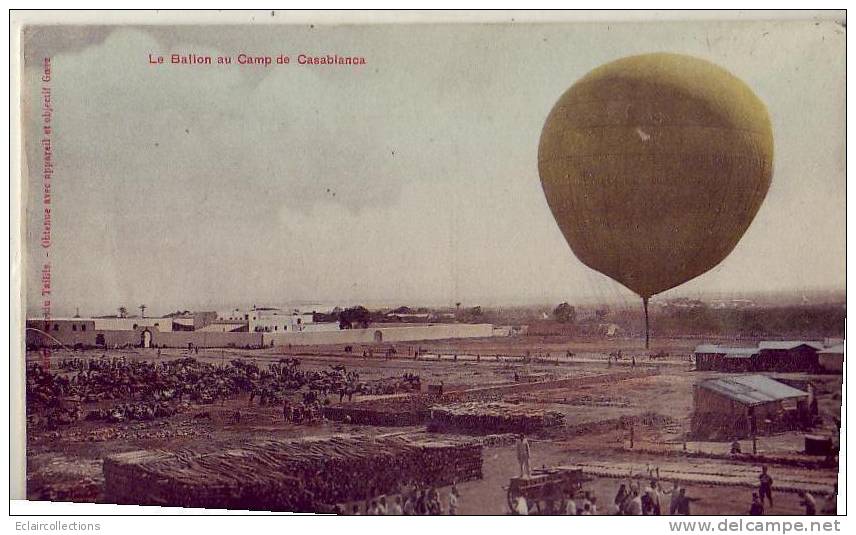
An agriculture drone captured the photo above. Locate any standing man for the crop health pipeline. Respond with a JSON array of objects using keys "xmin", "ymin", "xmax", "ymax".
[
  {"xmin": 667, "ymin": 482, "xmax": 683, "ymax": 515},
  {"xmin": 448, "ymin": 485, "xmax": 460, "ymax": 515},
  {"xmin": 516, "ymin": 434, "xmax": 531, "ymax": 478},
  {"xmin": 758, "ymin": 466, "xmax": 774, "ymax": 508},
  {"xmin": 645, "ymin": 480, "xmax": 662, "ymax": 515},
  {"xmin": 565, "ymin": 490, "xmax": 578, "ymax": 515},
  {"xmin": 282, "ymin": 398, "xmax": 291, "ymax": 422},
  {"xmin": 613, "ymin": 483, "xmax": 628, "ymax": 515}
]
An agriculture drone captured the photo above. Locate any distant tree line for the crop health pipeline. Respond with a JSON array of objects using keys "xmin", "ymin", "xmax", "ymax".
[
  {"xmin": 528, "ymin": 301, "xmax": 844, "ymax": 340},
  {"xmin": 649, "ymin": 303, "xmax": 845, "ymax": 338}
]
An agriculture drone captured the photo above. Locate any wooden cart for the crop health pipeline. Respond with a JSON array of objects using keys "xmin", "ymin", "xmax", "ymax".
[{"xmin": 506, "ymin": 466, "xmax": 592, "ymax": 515}]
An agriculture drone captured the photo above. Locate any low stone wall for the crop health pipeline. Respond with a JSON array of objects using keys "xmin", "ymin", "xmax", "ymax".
[
  {"xmin": 262, "ymin": 323, "xmax": 495, "ymax": 347},
  {"xmin": 154, "ymin": 331, "xmax": 263, "ymax": 348},
  {"xmin": 28, "ymin": 323, "xmax": 496, "ymax": 350}
]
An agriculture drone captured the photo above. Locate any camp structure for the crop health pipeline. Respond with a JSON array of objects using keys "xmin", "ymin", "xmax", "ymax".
[
  {"xmin": 691, "ymin": 375, "xmax": 810, "ymax": 440},
  {"xmin": 694, "ymin": 345, "xmax": 759, "ymax": 372},
  {"xmin": 693, "ymin": 341, "xmax": 824, "ymax": 372},
  {"xmin": 755, "ymin": 341, "xmax": 823, "ymax": 372},
  {"xmin": 818, "ymin": 343, "xmax": 844, "ymax": 373}
]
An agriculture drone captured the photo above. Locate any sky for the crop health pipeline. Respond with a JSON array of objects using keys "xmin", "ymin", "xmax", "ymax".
[{"xmin": 21, "ymin": 17, "xmax": 845, "ymax": 316}]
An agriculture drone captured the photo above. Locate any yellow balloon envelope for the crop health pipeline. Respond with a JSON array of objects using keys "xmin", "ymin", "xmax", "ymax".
[{"xmin": 538, "ymin": 53, "xmax": 773, "ymax": 346}]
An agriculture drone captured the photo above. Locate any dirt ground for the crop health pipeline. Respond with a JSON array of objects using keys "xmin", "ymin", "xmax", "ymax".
[{"xmin": 25, "ymin": 335, "xmax": 842, "ymax": 515}]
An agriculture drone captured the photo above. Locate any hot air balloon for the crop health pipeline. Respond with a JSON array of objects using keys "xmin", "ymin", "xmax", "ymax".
[{"xmin": 538, "ymin": 53, "xmax": 773, "ymax": 348}]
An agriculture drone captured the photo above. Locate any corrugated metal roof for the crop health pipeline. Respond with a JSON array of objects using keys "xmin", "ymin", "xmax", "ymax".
[
  {"xmin": 758, "ymin": 341, "xmax": 823, "ymax": 351},
  {"xmin": 694, "ymin": 345, "xmax": 757, "ymax": 356},
  {"xmin": 699, "ymin": 375, "xmax": 808, "ymax": 406}
]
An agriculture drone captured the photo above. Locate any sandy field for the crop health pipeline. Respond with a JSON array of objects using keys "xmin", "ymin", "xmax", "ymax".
[{"xmin": 24, "ymin": 335, "xmax": 842, "ymax": 515}]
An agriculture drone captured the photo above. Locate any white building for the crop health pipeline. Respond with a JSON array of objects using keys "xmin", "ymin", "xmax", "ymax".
[
  {"xmin": 220, "ymin": 306, "xmax": 316, "ymax": 333},
  {"xmin": 91, "ymin": 317, "xmax": 174, "ymax": 331}
]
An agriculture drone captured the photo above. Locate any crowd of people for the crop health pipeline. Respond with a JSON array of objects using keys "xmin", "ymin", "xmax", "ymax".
[
  {"xmin": 609, "ymin": 478, "xmax": 699, "ymax": 515},
  {"xmin": 342, "ymin": 483, "xmax": 462, "ymax": 515},
  {"xmin": 605, "ymin": 466, "xmax": 837, "ymax": 516},
  {"xmin": 512, "ymin": 443, "xmax": 836, "ymax": 516},
  {"xmin": 511, "ymin": 490, "xmax": 600, "ymax": 515}
]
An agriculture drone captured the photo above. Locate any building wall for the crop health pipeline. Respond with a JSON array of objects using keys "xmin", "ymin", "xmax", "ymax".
[
  {"xmin": 198, "ymin": 322, "xmax": 247, "ymax": 333},
  {"xmin": 300, "ymin": 322, "xmax": 341, "ymax": 333},
  {"xmin": 262, "ymin": 323, "xmax": 495, "ymax": 347},
  {"xmin": 232, "ymin": 309, "xmax": 316, "ymax": 333},
  {"xmin": 27, "ymin": 322, "xmax": 262, "ymax": 349},
  {"xmin": 819, "ymin": 353, "xmax": 844, "ymax": 373},
  {"xmin": 720, "ymin": 357, "xmax": 755, "ymax": 372},
  {"xmin": 92, "ymin": 317, "xmax": 174, "ymax": 332},
  {"xmin": 755, "ymin": 347, "xmax": 820, "ymax": 372},
  {"xmin": 27, "ymin": 322, "xmax": 494, "ymax": 350},
  {"xmin": 693, "ymin": 386, "xmax": 751, "ymax": 418},
  {"xmin": 691, "ymin": 385, "xmax": 808, "ymax": 440},
  {"xmin": 153, "ymin": 331, "xmax": 263, "ymax": 348},
  {"xmin": 251, "ymin": 314, "xmax": 310, "ymax": 333},
  {"xmin": 99, "ymin": 330, "xmax": 146, "ymax": 347},
  {"xmin": 695, "ymin": 353, "xmax": 755, "ymax": 372},
  {"xmin": 695, "ymin": 352, "xmax": 725, "ymax": 371},
  {"xmin": 26, "ymin": 319, "xmax": 97, "ymax": 347},
  {"xmin": 100, "ymin": 329, "xmax": 262, "ymax": 348},
  {"xmin": 696, "ymin": 347, "xmax": 821, "ymax": 372}
]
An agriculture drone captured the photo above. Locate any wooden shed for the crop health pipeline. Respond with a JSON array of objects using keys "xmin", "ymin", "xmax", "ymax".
[
  {"xmin": 694, "ymin": 344, "xmax": 758, "ymax": 372},
  {"xmin": 691, "ymin": 375, "xmax": 810, "ymax": 440},
  {"xmin": 755, "ymin": 341, "xmax": 823, "ymax": 372}
]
